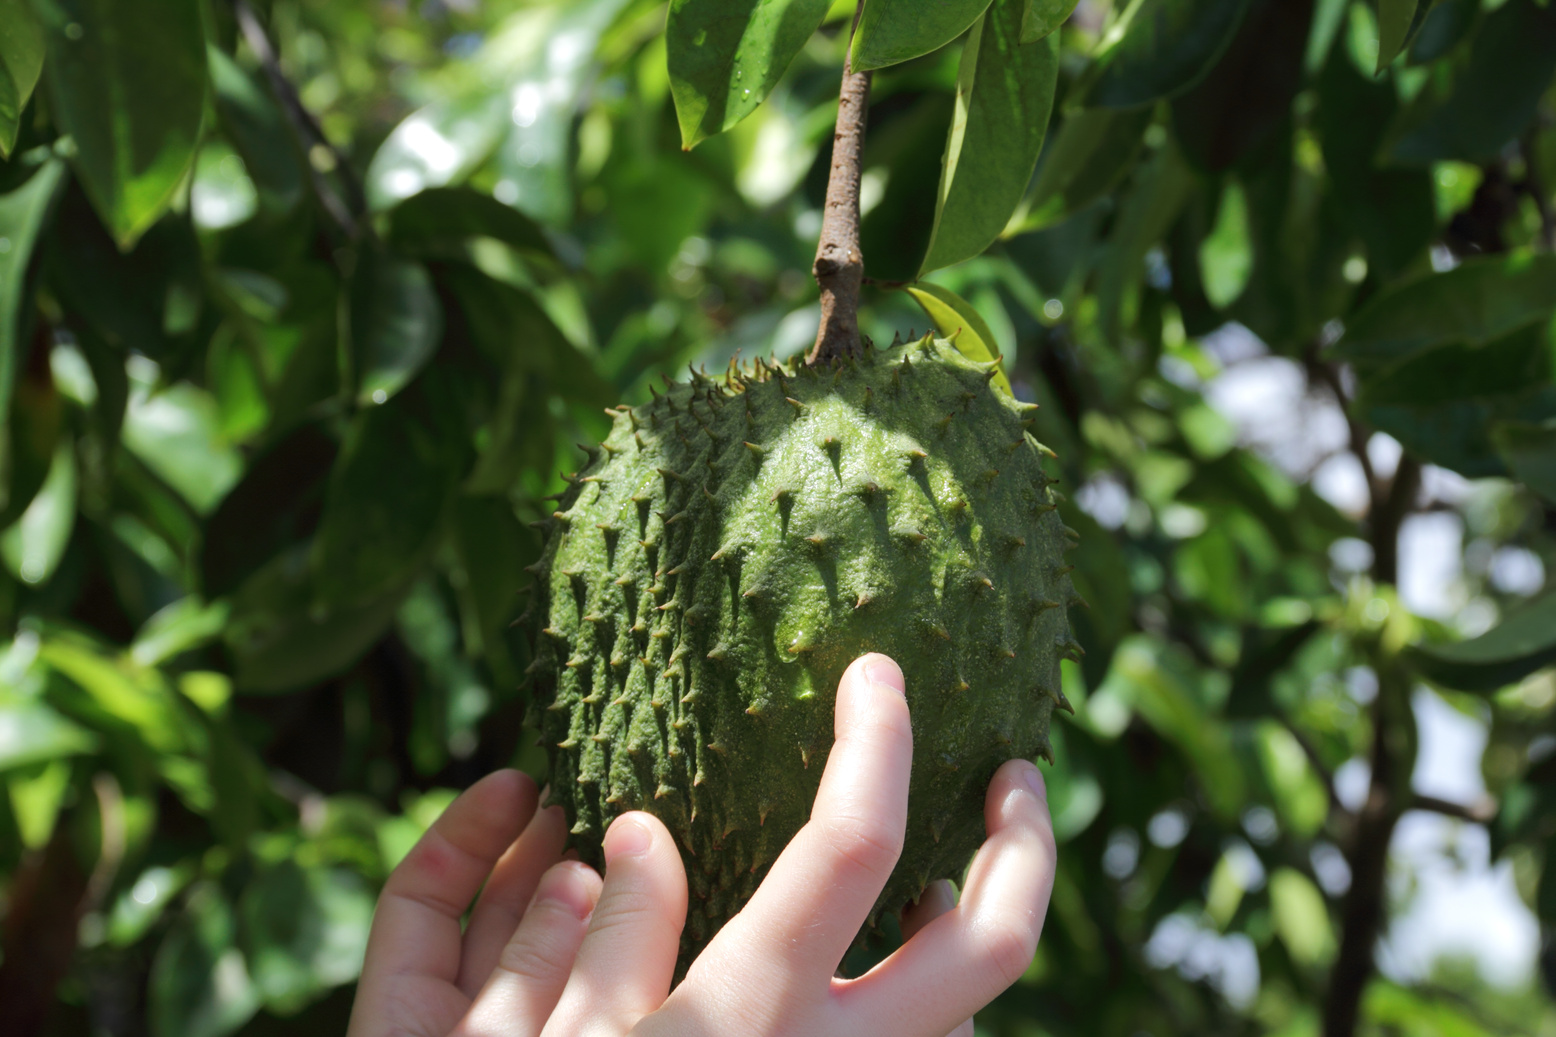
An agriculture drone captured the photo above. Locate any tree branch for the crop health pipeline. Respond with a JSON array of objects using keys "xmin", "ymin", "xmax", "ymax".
[
  {"xmin": 231, "ymin": 0, "xmax": 364, "ymax": 237},
  {"xmin": 808, "ymin": 3, "xmax": 871, "ymax": 366},
  {"xmin": 1410, "ymin": 793, "xmax": 1496, "ymax": 825}
]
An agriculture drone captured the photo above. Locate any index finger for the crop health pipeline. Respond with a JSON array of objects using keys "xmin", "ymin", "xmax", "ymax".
[
  {"xmin": 704, "ymin": 653, "xmax": 912, "ymax": 984},
  {"xmin": 359, "ymin": 770, "xmax": 539, "ymax": 985}
]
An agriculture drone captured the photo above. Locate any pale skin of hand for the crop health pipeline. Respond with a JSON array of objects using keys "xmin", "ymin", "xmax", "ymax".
[{"xmin": 347, "ymin": 653, "xmax": 1058, "ymax": 1037}]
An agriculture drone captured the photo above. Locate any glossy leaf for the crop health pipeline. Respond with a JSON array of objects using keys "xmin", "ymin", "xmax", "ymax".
[
  {"xmin": 851, "ymin": 0, "xmax": 994, "ymax": 72},
  {"xmin": 668, "ymin": 0, "xmax": 833, "ymax": 148},
  {"xmin": 385, "ymin": 186, "xmax": 556, "ymax": 261},
  {"xmin": 490, "ymin": 0, "xmax": 633, "ymax": 222},
  {"xmin": 0, "ymin": 698, "xmax": 96, "ymax": 770},
  {"xmin": 350, "ymin": 249, "xmax": 443, "ymax": 407},
  {"xmin": 43, "ymin": 0, "xmax": 207, "ymax": 248},
  {"xmin": 1019, "ymin": 107, "xmax": 1151, "ymax": 231},
  {"xmin": 0, "ymin": 158, "xmax": 64, "ymax": 516},
  {"xmin": 1494, "ymin": 421, "xmax": 1556, "ymax": 505},
  {"xmin": 0, "ymin": 435, "xmax": 75, "ymax": 585},
  {"xmin": 208, "ymin": 46, "xmax": 304, "ymax": 214},
  {"xmin": 903, "ymin": 283, "xmax": 1013, "ymax": 395},
  {"xmin": 1410, "ymin": 591, "xmax": 1556, "ymax": 692},
  {"xmin": 365, "ymin": 91, "xmax": 508, "ymax": 212},
  {"xmin": 1375, "ymin": 0, "xmax": 1419, "ymax": 73},
  {"xmin": 121, "ymin": 361, "xmax": 243, "ymax": 515},
  {"xmin": 1089, "ymin": 0, "xmax": 1250, "ymax": 110},
  {"xmin": 0, "ymin": 0, "xmax": 44, "ymax": 157},
  {"xmin": 921, "ymin": 0, "xmax": 1059, "ymax": 275},
  {"xmin": 1336, "ymin": 254, "xmax": 1556, "ymax": 377},
  {"xmin": 1389, "ymin": 0, "xmax": 1556, "ymax": 164},
  {"xmin": 1021, "ymin": 0, "xmax": 1081, "ymax": 43}
]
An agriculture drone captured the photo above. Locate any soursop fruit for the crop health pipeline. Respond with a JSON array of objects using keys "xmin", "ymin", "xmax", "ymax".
[{"xmin": 523, "ymin": 334, "xmax": 1078, "ymax": 965}]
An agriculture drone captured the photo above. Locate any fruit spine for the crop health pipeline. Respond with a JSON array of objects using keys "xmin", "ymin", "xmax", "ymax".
[{"xmin": 522, "ymin": 334, "xmax": 1078, "ymax": 965}]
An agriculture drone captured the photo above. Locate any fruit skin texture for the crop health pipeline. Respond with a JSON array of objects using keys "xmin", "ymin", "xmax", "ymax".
[{"xmin": 524, "ymin": 335, "xmax": 1077, "ymax": 967}]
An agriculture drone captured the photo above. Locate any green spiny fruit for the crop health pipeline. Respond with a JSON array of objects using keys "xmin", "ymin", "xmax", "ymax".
[{"xmin": 523, "ymin": 334, "xmax": 1077, "ymax": 968}]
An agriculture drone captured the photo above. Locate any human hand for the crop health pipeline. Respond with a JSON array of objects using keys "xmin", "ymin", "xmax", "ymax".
[{"xmin": 347, "ymin": 653, "xmax": 1058, "ymax": 1037}]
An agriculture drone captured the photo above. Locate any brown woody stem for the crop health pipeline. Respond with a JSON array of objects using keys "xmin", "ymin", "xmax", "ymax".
[{"xmin": 807, "ymin": 4, "xmax": 872, "ymax": 365}]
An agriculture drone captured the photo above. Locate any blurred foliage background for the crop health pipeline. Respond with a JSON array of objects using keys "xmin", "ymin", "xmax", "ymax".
[{"xmin": 2, "ymin": 0, "xmax": 1556, "ymax": 1034}]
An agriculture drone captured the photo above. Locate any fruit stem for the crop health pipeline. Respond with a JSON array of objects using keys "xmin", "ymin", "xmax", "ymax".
[{"xmin": 807, "ymin": 3, "xmax": 872, "ymax": 366}]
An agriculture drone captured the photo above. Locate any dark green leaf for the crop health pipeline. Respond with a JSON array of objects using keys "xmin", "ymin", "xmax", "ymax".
[
  {"xmin": 1020, "ymin": 108, "xmax": 1151, "ymax": 231},
  {"xmin": 1493, "ymin": 420, "xmax": 1556, "ymax": 504},
  {"xmin": 309, "ymin": 393, "xmax": 460, "ymax": 612},
  {"xmin": 1335, "ymin": 253, "xmax": 1556, "ymax": 376},
  {"xmin": 0, "ymin": 158, "xmax": 64, "ymax": 518},
  {"xmin": 1021, "ymin": 0, "xmax": 1081, "ymax": 43},
  {"xmin": 1410, "ymin": 590, "xmax": 1556, "ymax": 692},
  {"xmin": 921, "ymin": 0, "xmax": 1059, "ymax": 275},
  {"xmin": 149, "ymin": 884, "xmax": 259, "ymax": 1037},
  {"xmin": 1407, "ymin": 0, "xmax": 1477, "ymax": 65},
  {"xmin": 1388, "ymin": 0, "xmax": 1556, "ymax": 164},
  {"xmin": 1089, "ymin": 0, "xmax": 1250, "ymax": 110},
  {"xmin": 1375, "ymin": 0, "xmax": 1420, "ymax": 73},
  {"xmin": 851, "ymin": 0, "xmax": 994, "ymax": 72},
  {"xmin": 1096, "ymin": 142, "xmax": 1195, "ymax": 341},
  {"xmin": 1315, "ymin": 41, "xmax": 1433, "ymax": 279},
  {"xmin": 43, "ymin": 0, "xmax": 208, "ymax": 248},
  {"xmin": 0, "ymin": 0, "xmax": 44, "ymax": 158},
  {"xmin": 238, "ymin": 861, "xmax": 373, "ymax": 1013},
  {"xmin": 1357, "ymin": 322, "xmax": 1556, "ymax": 478},
  {"xmin": 349, "ymin": 249, "xmax": 443, "ymax": 407},
  {"xmin": 200, "ymin": 422, "xmax": 338, "ymax": 600},
  {"xmin": 385, "ymin": 186, "xmax": 556, "ymax": 261},
  {"xmin": 668, "ymin": 0, "xmax": 833, "ymax": 148},
  {"xmin": 224, "ymin": 544, "xmax": 415, "ymax": 693},
  {"xmin": 208, "ymin": 46, "xmax": 305, "ymax": 214}
]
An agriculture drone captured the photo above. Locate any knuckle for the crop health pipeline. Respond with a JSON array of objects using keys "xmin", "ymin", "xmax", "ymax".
[
  {"xmin": 981, "ymin": 916, "xmax": 1038, "ymax": 988},
  {"xmin": 497, "ymin": 927, "xmax": 573, "ymax": 984},
  {"xmin": 814, "ymin": 813, "xmax": 903, "ymax": 881}
]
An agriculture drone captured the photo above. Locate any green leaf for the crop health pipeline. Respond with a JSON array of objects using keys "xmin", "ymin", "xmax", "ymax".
[
  {"xmin": 43, "ymin": 0, "xmax": 208, "ymax": 248},
  {"xmin": 1356, "ymin": 322, "xmax": 1556, "ymax": 478},
  {"xmin": 131, "ymin": 597, "xmax": 231, "ymax": 668},
  {"xmin": 1269, "ymin": 867, "xmax": 1336, "ymax": 967},
  {"xmin": 1096, "ymin": 141, "xmax": 1195, "ymax": 341},
  {"xmin": 1021, "ymin": 0, "xmax": 1081, "ymax": 43},
  {"xmin": 365, "ymin": 91, "xmax": 508, "ymax": 212},
  {"xmin": 1388, "ymin": 0, "xmax": 1556, "ymax": 164},
  {"xmin": 1089, "ymin": 0, "xmax": 1250, "ymax": 110},
  {"xmin": 0, "ymin": 435, "xmax": 76, "ymax": 586},
  {"xmin": 350, "ymin": 249, "xmax": 443, "ymax": 407},
  {"xmin": 310, "ymin": 394, "xmax": 460, "ymax": 612},
  {"xmin": 851, "ymin": 0, "xmax": 993, "ymax": 72},
  {"xmin": 1494, "ymin": 420, "xmax": 1556, "ymax": 504},
  {"xmin": 1198, "ymin": 181, "xmax": 1250, "ymax": 309},
  {"xmin": 121, "ymin": 359, "xmax": 243, "ymax": 515},
  {"xmin": 0, "ymin": 699, "xmax": 96, "ymax": 771},
  {"xmin": 238, "ymin": 861, "xmax": 373, "ymax": 1014},
  {"xmin": 149, "ymin": 884, "xmax": 260, "ymax": 1037},
  {"xmin": 489, "ymin": 0, "xmax": 633, "ymax": 222},
  {"xmin": 1409, "ymin": 590, "xmax": 1556, "ymax": 692},
  {"xmin": 1375, "ymin": 0, "xmax": 1419, "ymax": 73},
  {"xmin": 668, "ymin": 0, "xmax": 833, "ymax": 148},
  {"xmin": 1018, "ymin": 107, "xmax": 1151, "ymax": 231},
  {"xmin": 0, "ymin": 158, "xmax": 65, "ymax": 517},
  {"xmin": 208, "ymin": 46, "xmax": 304, "ymax": 214},
  {"xmin": 385, "ymin": 186, "xmax": 556, "ymax": 261},
  {"xmin": 225, "ymin": 545, "xmax": 416, "ymax": 693},
  {"xmin": 903, "ymin": 283, "xmax": 1014, "ymax": 395},
  {"xmin": 1336, "ymin": 253, "xmax": 1556, "ymax": 377},
  {"xmin": 0, "ymin": 0, "xmax": 44, "ymax": 157},
  {"xmin": 920, "ymin": 0, "xmax": 1059, "ymax": 275}
]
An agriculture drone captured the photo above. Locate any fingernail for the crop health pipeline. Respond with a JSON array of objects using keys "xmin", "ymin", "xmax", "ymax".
[
  {"xmin": 534, "ymin": 864, "xmax": 593, "ymax": 920},
  {"xmin": 863, "ymin": 654, "xmax": 905, "ymax": 697},
  {"xmin": 604, "ymin": 816, "xmax": 652, "ymax": 862},
  {"xmin": 1021, "ymin": 762, "xmax": 1047, "ymax": 801}
]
